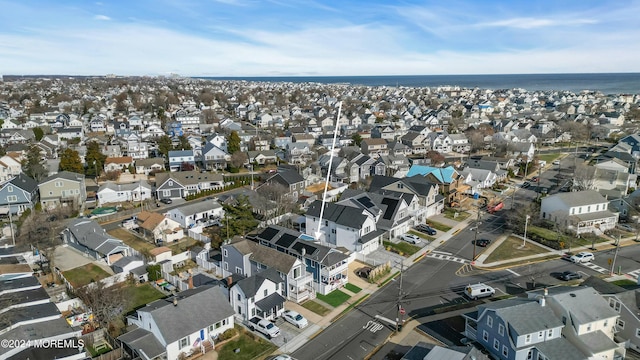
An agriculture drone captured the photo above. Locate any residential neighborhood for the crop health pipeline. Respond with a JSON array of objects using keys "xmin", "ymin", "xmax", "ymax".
[{"xmin": 1, "ymin": 75, "xmax": 640, "ymax": 360}]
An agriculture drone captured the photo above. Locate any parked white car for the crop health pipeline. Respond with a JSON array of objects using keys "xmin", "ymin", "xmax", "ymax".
[
  {"xmin": 283, "ymin": 310, "xmax": 308, "ymax": 328},
  {"xmin": 400, "ymin": 234, "xmax": 422, "ymax": 244},
  {"xmin": 569, "ymin": 252, "xmax": 594, "ymax": 263}
]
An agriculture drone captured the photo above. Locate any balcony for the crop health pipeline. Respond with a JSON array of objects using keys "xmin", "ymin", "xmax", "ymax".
[
  {"xmin": 289, "ymin": 285, "xmax": 315, "ymax": 303},
  {"xmin": 465, "ymin": 323, "xmax": 477, "ymax": 341}
]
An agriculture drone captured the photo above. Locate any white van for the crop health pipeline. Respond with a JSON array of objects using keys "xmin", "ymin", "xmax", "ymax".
[{"xmin": 465, "ymin": 283, "xmax": 495, "ymax": 300}]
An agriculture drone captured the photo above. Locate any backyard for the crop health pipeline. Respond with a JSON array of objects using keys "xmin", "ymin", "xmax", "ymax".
[
  {"xmin": 107, "ymin": 228, "xmax": 155, "ymax": 253},
  {"xmin": 122, "ymin": 283, "xmax": 166, "ymax": 313},
  {"xmin": 217, "ymin": 329, "xmax": 277, "ymax": 360},
  {"xmin": 527, "ymin": 225, "xmax": 610, "ymax": 250},
  {"xmin": 442, "ymin": 208, "xmax": 470, "ymax": 221},
  {"xmin": 537, "ymin": 153, "xmax": 561, "ymax": 163},
  {"xmin": 62, "ymin": 263, "xmax": 111, "ymax": 288},
  {"xmin": 301, "ymin": 300, "xmax": 330, "ymax": 316},
  {"xmin": 484, "ymin": 236, "xmax": 552, "ymax": 264}
]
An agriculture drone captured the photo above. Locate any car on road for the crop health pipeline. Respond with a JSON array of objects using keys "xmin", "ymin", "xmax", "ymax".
[
  {"xmin": 521, "ymin": 182, "xmax": 531, "ymax": 188},
  {"xmin": 159, "ymin": 198, "xmax": 172, "ymax": 204},
  {"xmin": 355, "ymin": 266, "xmax": 373, "ymax": 279},
  {"xmin": 283, "ymin": 310, "xmax": 308, "ymax": 329},
  {"xmin": 400, "ymin": 234, "xmax": 422, "ymax": 244},
  {"xmin": 557, "ymin": 271, "xmax": 582, "ymax": 281},
  {"xmin": 415, "ymin": 224, "xmax": 437, "ymax": 235},
  {"xmin": 532, "ymin": 176, "xmax": 539, "ymax": 182},
  {"xmin": 553, "ymin": 160, "xmax": 561, "ymax": 165},
  {"xmin": 464, "ymin": 283, "xmax": 495, "ymax": 300},
  {"xmin": 266, "ymin": 355, "xmax": 295, "ymax": 360},
  {"xmin": 569, "ymin": 252, "xmax": 594, "ymax": 263},
  {"xmin": 472, "ymin": 239, "xmax": 491, "ymax": 247}
]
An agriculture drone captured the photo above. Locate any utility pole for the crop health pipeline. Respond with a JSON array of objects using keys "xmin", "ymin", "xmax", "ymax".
[
  {"xmin": 396, "ymin": 261, "xmax": 405, "ymax": 333},
  {"xmin": 610, "ymin": 232, "xmax": 621, "ymax": 276},
  {"xmin": 523, "ymin": 215, "xmax": 531, "ymax": 247},
  {"xmin": 8, "ymin": 200, "xmax": 15, "ymax": 246},
  {"xmin": 472, "ymin": 195, "xmax": 482, "ymax": 262}
]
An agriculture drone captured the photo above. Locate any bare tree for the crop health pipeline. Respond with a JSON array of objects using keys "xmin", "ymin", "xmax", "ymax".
[
  {"xmin": 229, "ymin": 151, "xmax": 248, "ymax": 169},
  {"xmin": 573, "ymin": 164, "xmax": 596, "ymax": 191},
  {"xmin": 256, "ymin": 183, "xmax": 298, "ymax": 218},
  {"xmin": 75, "ymin": 281, "xmax": 130, "ymax": 334}
]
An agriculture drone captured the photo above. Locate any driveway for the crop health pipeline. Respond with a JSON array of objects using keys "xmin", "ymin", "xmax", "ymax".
[
  {"xmin": 53, "ymin": 245, "xmax": 114, "ymax": 275},
  {"xmin": 361, "ymin": 248, "xmax": 407, "ymax": 269}
]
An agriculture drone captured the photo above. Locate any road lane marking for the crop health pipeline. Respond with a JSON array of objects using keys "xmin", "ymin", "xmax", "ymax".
[{"xmin": 506, "ymin": 268, "xmax": 520, "ymax": 276}]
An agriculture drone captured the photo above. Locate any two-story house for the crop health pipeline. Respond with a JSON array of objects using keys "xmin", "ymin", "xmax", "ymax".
[
  {"xmin": 305, "ymin": 199, "xmax": 383, "ymax": 255},
  {"xmin": 229, "ymin": 268, "xmax": 286, "ymax": 323},
  {"xmin": 369, "ymin": 175, "xmax": 444, "ymax": 221},
  {"xmin": 136, "ymin": 211, "xmax": 183, "ymax": 244},
  {"xmin": 0, "ymin": 173, "xmax": 39, "ymax": 215},
  {"xmin": 407, "ymin": 165, "xmax": 470, "ymax": 206},
  {"xmin": 134, "ymin": 157, "xmax": 165, "ymax": 175},
  {"xmin": 449, "ymin": 133, "xmax": 470, "ymax": 153},
  {"xmin": 540, "ymin": 190, "xmax": 619, "ymax": 235},
  {"xmin": 38, "ymin": 171, "xmax": 86, "ymax": 210},
  {"xmin": 120, "ymin": 286, "xmax": 234, "ymax": 360},
  {"xmin": 201, "ymin": 142, "xmax": 229, "ymax": 170},
  {"xmin": 104, "ymin": 156, "xmax": 134, "ymax": 173},
  {"xmin": 361, "ymin": 138, "xmax": 389, "ymax": 159},
  {"xmin": 0, "ymin": 154, "xmax": 22, "ymax": 183},
  {"xmin": 165, "ymin": 200, "xmax": 224, "ymax": 229},
  {"xmin": 249, "ymin": 225, "xmax": 350, "ymax": 295},
  {"xmin": 603, "ymin": 287, "xmax": 640, "ymax": 354},
  {"xmin": 222, "ymin": 238, "xmax": 314, "ymax": 304},
  {"xmin": 286, "ymin": 143, "xmax": 311, "ymax": 164},
  {"xmin": 168, "ymin": 150, "xmax": 196, "ymax": 172},
  {"xmin": 258, "ymin": 169, "xmax": 306, "ymax": 199}
]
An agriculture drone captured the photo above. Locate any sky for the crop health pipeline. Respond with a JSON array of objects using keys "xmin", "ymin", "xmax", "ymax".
[{"xmin": 1, "ymin": 0, "xmax": 639, "ymax": 77}]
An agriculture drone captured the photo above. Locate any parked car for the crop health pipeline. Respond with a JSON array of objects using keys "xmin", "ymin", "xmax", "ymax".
[
  {"xmin": 283, "ymin": 310, "xmax": 308, "ymax": 328},
  {"xmin": 160, "ymin": 198, "xmax": 172, "ymax": 204},
  {"xmin": 472, "ymin": 239, "xmax": 491, "ymax": 247},
  {"xmin": 415, "ymin": 224, "xmax": 437, "ymax": 235},
  {"xmin": 248, "ymin": 317, "xmax": 280, "ymax": 339},
  {"xmin": 400, "ymin": 234, "xmax": 422, "ymax": 244},
  {"xmin": 464, "ymin": 283, "xmax": 495, "ymax": 300},
  {"xmin": 355, "ymin": 266, "xmax": 373, "ymax": 278},
  {"xmin": 569, "ymin": 252, "xmax": 594, "ymax": 263},
  {"xmin": 558, "ymin": 271, "xmax": 582, "ymax": 281},
  {"xmin": 532, "ymin": 176, "xmax": 539, "ymax": 182},
  {"xmin": 521, "ymin": 182, "xmax": 531, "ymax": 188},
  {"xmin": 553, "ymin": 160, "xmax": 561, "ymax": 165},
  {"xmin": 266, "ymin": 355, "xmax": 295, "ymax": 360}
]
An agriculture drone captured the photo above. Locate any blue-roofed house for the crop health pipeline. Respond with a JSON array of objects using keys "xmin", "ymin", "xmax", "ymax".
[{"xmin": 407, "ymin": 165, "xmax": 470, "ymax": 205}]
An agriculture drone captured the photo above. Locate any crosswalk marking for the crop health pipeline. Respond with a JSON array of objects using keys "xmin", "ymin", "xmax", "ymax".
[
  {"xmin": 581, "ymin": 262, "xmax": 608, "ymax": 274},
  {"xmin": 427, "ymin": 253, "xmax": 467, "ymax": 264},
  {"xmin": 626, "ymin": 269, "xmax": 640, "ymax": 279}
]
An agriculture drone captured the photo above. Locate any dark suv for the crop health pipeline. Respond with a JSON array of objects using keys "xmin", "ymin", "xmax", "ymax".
[
  {"xmin": 160, "ymin": 198, "xmax": 173, "ymax": 204},
  {"xmin": 415, "ymin": 224, "xmax": 437, "ymax": 235}
]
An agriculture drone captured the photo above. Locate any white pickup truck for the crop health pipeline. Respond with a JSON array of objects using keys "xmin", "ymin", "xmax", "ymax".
[{"xmin": 248, "ymin": 317, "xmax": 280, "ymax": 339}]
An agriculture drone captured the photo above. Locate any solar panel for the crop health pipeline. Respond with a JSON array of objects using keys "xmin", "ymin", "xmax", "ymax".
[
  {"xmin": 357, "ymin": 196, "xmax": 375, "ymax": 208},
  {"xmin": 275, "ymin": 233, "xmax": 298, "ymax": 248},
  {"xmin": 259, "ymin": 227, "xmax": 280, "ymax": 241},
  {"xmin": 292, "ymin": 242, "xmax": 317, "ymax": 256},
  {"xmin": 381, "ymin": 198, "xmax": 399, "ymax": 220}
]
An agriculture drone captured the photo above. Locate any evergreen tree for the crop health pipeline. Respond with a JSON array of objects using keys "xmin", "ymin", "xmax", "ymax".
[
  {"xmin": 22, "ymin": 145, "xmax": 48, "ymax": 182},
  {"xmin": 58, "ymin": 148, "xmax": 84, "ymax": 173},
  {"xmin": 157, "ymin": 135, "xmax": 172, "ymax": 157},
  {"xmin": 227, "ymin": 131, "xmax": 241, "ymax": 154},
  {"xmin": 221, "ymin": 195, "xmax": 258, "ymax": 238},
  {"xmin": 32, "ymin": 127, "xmax": 44, "ymax": 141},
  {"xmin": 176, "ymin": 134, "xmax": 192, "ymax": 150},
  {"xmin": 85, "ymin": 141, "xmax": 107, "ymax": 177},
  {"xmin": 351, "ymin": 133, "xmax": 363, "ymax": 147}
]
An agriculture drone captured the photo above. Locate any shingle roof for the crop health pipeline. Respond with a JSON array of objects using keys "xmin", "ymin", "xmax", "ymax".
[
  {"xmin": 480, "ymin": 298, "xmax": 563, "ymax": 336},
  {"xmin": 8, "ymin": 173, "xmax": 38, "ymax": 193},
  {"xmin": 545, "ymin": 190, "xmax": 608, "ymax": 207},
  {"xmin": 306, "ymin": 200, "xmax": 368, "ymax": 228},
  {"xmin": 228, "ymin": 239, "xmax": 297, "ymax": 274},
  {"xmin": 235, "ymin": 268, "xmax": 283, "ymax": 298}
]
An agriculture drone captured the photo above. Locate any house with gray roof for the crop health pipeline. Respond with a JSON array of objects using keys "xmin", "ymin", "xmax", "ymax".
[
  {"xmin": 96, "ymin": 180, "xmax": 152, "ymax": 206},
  {"xmin": 249, "ymin": 225, "xmax": 350, "ymax": 295},
  {"xmin": 155, "ymin": 171, "xmax": 224, "ymax": 200},
  {"xmin": 369, "ymin": 175, "xmax": 443, "ymax": 221},
  {"xmin": 61, "ymin": 219, "xmax": 131, "ymax": 265},
  {"xmin": 305, "ymin": 199, "xmax": 382, "ymax": 255},
  {"xmin": 222, "ymin": 238, "xmax": 314, "ymax": 303},
  {"xmin": 258, "ymin": 168, "xmax": 306, "ymax": 199},
  {"xmin": 602, "ymin": 288, "xmax": 640, "ymax": 354},
  {"xmin": 121, "ymin": 285, "xmax": 234, "ymax": 360},
  {"xmin": 229, "ymin": 267, "xmax": 286, "ymax": 323},
  {"xmin": 168, "ymin": 149, "xmax": 195, "ymax": 172},
  {"xmin": 540, "ymin": 190, "xmax": 619, "ymax": 235},
  {"xmin": 165, "ymin": 200, "xmax": 224, "ymax": 229},
  {"xmin": 38, "ymin": 171, "xmax": 86, "ymax": 211},
  {"xmin": 0, "ymin": 173, "xmax": 38, "ymax": 216}
]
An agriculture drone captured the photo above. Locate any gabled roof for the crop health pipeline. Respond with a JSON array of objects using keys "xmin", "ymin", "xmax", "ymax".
[
  {"xmin": 266, "ymin": 169, "xmax": 304, "ymax": 186},
  {"xmin": 306, "ymin": 200, "xmax": 369, "ymax": 229},
  {"xmin": 544, "ymin": 190, "xmax": 608, "ymax": 207},
  {"xmin": 479, "ymin": 298, "xmax": 563, "ymax": 335},
  {"xmin": 8, "ymin": 173, "xmax": 38, "ymax": 193},
  {"xmin": 171, "ymin": 200, "xmax": 222, "ymax": 217},
  {"xmin": 227, "ymin": 238, "xmax": 297, "ymax": 274},
  {"xmin": 40, "ymin": 171, "xmax": 85, "ymax": 185},
  {"xmin": 137, "ymin": 285, "xmax": 234, "ymax": 345},
  {"xmin": 234, "ymin": 268, "xmax": 283, "ymax": 298},
  {"xmin": 66, "ymin": 218, "xmax": 128, "ymax": 255},
  {"xmin": 168, "ymin": 150, "xmax": 194, "ymax": 157},
  {"xmin": 406, "ymin": 165, "xmax": 457, "ymax": 183},
  {"xmin": 155, "ymin": 170, "xmax": 223, "ymax": 187}
]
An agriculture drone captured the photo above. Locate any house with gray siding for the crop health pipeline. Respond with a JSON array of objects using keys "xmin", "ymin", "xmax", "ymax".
[
  {"xmin": 166, "ymin": 200, "xmax": 224, "ymax": 229},
  {"xmin": 222, "ymin": 238, "xmax": 314, "ymax": 303},
  {"xmin": 38, "ymin": 171, "xmax": 86, "ymax": 210},
  {"xmin": 61, "ymin": 219, "xmax": 131, "ymax": 265},
  {"xmin": 229, "ymin": 268, "xmax": 286, "ymax": 323},
  {"xmin": 248, "ymin": 226, "xmax": 349, "ymax": 295},
  {"xmin": 0, "ymin": 173, "xmax": 38, "ymax": 215},
  {"xmin": 155, "ymin": 171, "xmax": 224, "ymax": 201}
]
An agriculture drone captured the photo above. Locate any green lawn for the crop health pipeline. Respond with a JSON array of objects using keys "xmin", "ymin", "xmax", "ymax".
[
  {"xmin": 442, "ymin": 208, "xmax": 471, "ymax": 221},
  {"xmin": 316, "ymin": 289, "xmax": 351, "ymax": 307},
  {"xmin": 610, "ymin": 279, "xmax": 639, "ymax": 289},
  {"xmin": 168, "ymin": 237, "xmax": 201, "ymax": 254},
  {"xmin": 344, "ymin": 283, "xmax": 362, "ymax": 293},
  {"xmin": 63, "ymin": 263, "xmax": 111, "ymax": 288},
  {"xmin": 107, "ymin": 228, "xmax": 155, "ymax": 253},
  {"xmin": 484, "ymin": 236, "xmax": 551, "ymax": 264},
  {"xmin": 217, "ymin": 331, "xmax": 277, "ymax": 360},
  {"xmin": 527, "ymin": 226, "xmax": 609, "ymax": 249},
  {"xmin": 538, "ymin": 153, "xmax": 561, "ymax": 163},
  {"xmin": 301, "ymin": 300, "xmax": 330, "ymax": 316},
  {"xmin": 123, "ymin": 283, "xmax": 166, "ymax": 312},
  {"xmin": 428, "ymin": 220, "xmax": 452, "ymax": 232},
  {"xmin": 383, "ymin": 241, "xmax": 421, "ymax": 256}
]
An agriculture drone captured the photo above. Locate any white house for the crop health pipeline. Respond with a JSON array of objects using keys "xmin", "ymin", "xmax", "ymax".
[
  {"xmin": 121, "ymin": 286, "xmax": 234, "ymax": 360},
  {"xmin": 540, "ymin": 190, "xmax": 619, "ymax": 235},
  {"xmin": 96, "ymin": 181, "xmax": 152, "ymax": 206},
  {"xmin": 229, "ymin": 268, "xmax": 286, "ymax": 323},
  {"xmin": 165, "ymin": 200, "xmax": 224, "ymax": 229}
]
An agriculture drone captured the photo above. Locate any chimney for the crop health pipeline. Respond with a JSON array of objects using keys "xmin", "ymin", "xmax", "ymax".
[
  {"xmin": 226, "ymin": 276, "xmax": 232, "ymax": 287},
  {"xmin": 188, "ymin": 275, "xmax": 194, "ymax": 290},
  {"xmin": 173, "ymin": 297, "xmax": 178, "ymax": 306},
  {"xmin": 544, "ymin": 287, "xmax": 548, "ymax": 296}
]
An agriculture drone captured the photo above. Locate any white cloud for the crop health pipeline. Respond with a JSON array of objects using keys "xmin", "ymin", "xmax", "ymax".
[
  {"xmin": 94, "ymin": 14, "xmax": 111, "ymax": 21},
  {"xmin": 477, "ymin": 17, "xmax": 598, "ymax": 29}
]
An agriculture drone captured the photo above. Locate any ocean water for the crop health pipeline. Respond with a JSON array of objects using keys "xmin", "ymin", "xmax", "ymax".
[{"xmin": 202, "ymin": 73, "xmax": 640, "ymax": 95}]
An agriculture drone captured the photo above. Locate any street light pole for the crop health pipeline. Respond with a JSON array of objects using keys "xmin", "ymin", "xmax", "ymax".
[
  {"xmin": 396, "ymin": 261, "xmax": 404, "ymax": 333},
  {"xmin": 610, "ymin": 232, "xmax": 621, "ymax": 276},
  {"xmin": 8, "ymin": 200, "xmax": 15, "ymax": 246},
  {"xmin": 473, "ymin": 203, "xmax": 481, "ymax": 262},
  {"xmin": 523, "ymin": 215, "xmax": 531, "ymax": 247}
]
